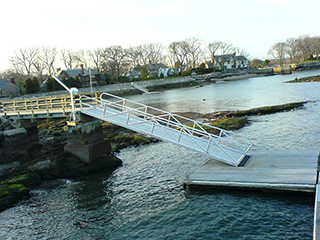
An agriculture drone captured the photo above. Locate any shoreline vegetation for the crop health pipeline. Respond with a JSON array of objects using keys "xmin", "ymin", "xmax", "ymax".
[
  {"xmin": 178, "ymin": 101, "xmax": 307, "ymax": 132},
  {"xmin": 0, "ymin": 74, "xmax": 314, "ymax": 212}
]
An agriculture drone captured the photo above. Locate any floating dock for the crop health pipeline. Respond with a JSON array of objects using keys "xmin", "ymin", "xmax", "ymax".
[
  {"xmin": 185, "ymin": 150, "xmax": 319, "ymax": 193},
  {"xmin": 185, "ymin": 150, "xmax": 320, "ymax": 239}
]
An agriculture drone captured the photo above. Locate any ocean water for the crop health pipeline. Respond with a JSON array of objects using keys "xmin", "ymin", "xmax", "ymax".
[{"xmin": 1, "ymin": 69, "xmax": 320, "ymax": 239}]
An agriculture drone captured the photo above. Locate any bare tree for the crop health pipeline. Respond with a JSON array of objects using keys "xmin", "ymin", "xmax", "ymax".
[
  {"xmin": 60, "ymin": 49, "xmax": 80, "ymax": 69},
  {"xmin": 295, "ymin": 35, "xmax": 313, "ymax": 61},
  {"xmin": 38, "ymin": 46, "xmax": 58, "ymax": 75},
  {"xmin": 103, "ymin": 45, "xmax": 128, "ymax": 80},
  {"xmin": 185, "ymin": 38, "xmax": 202, "ymax": 68},
  {"xmin": 10, "ymin": 47, "xmax": 39, "ymax": 76},
  {"xmin": 88, "ymin": 48, "xmax": 105, "ymax": 72},
  {"xmin": 268, "ymin": 42, "xmax": 288, "ymax": 67},
  {"xmin": 0, "ymin": 69, "xmax": 24, "ymax": 84},
  {"xmin": 234, "ymin": 46, "xmax": 251, "ymax": 59},
  {"xmin": 9, "ymin": 57, "xmax": 24, "ymax": 75},
  {"xmin": 126, "ymin": 45, "xmax": 144, "ymax": 67},
  {"xmin": 143, "ymin": 43, "xmax": 165, "ymax": 65},
  {"xmin": 285, "ymin": 38, "xmax": 298, "ymax": 64},
  {"xmin": 78, "ymin": 50, "xmax": 91, "ymax": 69},
  {"xmin": 207, "ymin": 41, "xmax": 223, "ymax": 62},
  {"xmin": 168, "ymin": 41, "xmax": 189, "ymax": 74},
  {"xmin": 220, "ymin": 42, "xmax": 234, "ymax": 55},
  {"xmin": 32, "ymin": 58, "xmax": 46, "ymax": 80}
]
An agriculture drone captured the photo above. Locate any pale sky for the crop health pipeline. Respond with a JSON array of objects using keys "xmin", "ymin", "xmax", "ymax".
[{"xmin": 0, "ymin": 0, "xmax": 319, "ymax": 71}]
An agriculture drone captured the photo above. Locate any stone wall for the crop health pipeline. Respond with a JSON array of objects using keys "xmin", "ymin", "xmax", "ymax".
[{"xmin": 1, "ymin": 76, "xmax": 195, "ymax": 100}]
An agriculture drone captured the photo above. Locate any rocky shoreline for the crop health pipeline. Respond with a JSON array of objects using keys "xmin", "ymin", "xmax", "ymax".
[
  {"xmin": 285, "ymin": 75, "xmax": 320, "ymax": 83},
  {"xmin": 0, "ymin": 117, "xmax": 159, "ymax": 212}
]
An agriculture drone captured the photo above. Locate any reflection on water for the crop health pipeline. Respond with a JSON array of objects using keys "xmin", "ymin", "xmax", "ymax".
[{"xmin": 1, "ymin": 70, "xmax": 320, "ymax": 239}]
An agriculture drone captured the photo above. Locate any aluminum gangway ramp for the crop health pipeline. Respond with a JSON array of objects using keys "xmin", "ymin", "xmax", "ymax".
[{"xmin": 80, "ymin": 93, "xmax": 253, "ymax": 166}]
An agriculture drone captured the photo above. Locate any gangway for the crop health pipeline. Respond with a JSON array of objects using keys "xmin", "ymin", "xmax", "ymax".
[
  {"xmin": 80, "ymin": 93, "xmax": 252, "ymax": 166},
  {"xmin": 131, "ymin": 82, "xmax": 159, "ymax": 94}
]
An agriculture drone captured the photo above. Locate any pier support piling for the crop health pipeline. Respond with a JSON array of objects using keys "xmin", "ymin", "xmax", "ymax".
[{"xmin": 64, "ymin": 115, "xmax": 111, "ymax": 164}]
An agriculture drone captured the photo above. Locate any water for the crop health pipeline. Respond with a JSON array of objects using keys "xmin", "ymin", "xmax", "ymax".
[{"xmin": 1, "ymin": 70, "xmax": 320, "ymax": 239}]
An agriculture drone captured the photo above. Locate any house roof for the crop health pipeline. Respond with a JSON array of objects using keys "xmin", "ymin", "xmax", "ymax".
[
  {"xmin": 235, "ymin": 55, "xmax": 248, "ymax": 61},
  {"xmin": 60, "ymin": 69, "xmax": 82, "ymax": 78},
  {"xmin": 148, "ymin": 63, "xmax": 167, "ymax": 71},
  {"xmin": 58, "ymin": 68, "xmax": 106, "ymax": 80},
  {"xmin": 0, "ymin": 79, "xmax": 9, "ymax": 89},
  {"xmin": 0, "ymin": 79, "xmax": 20, "ymax": 95},
  {"xmin": 214, "ymin": 54, "xmax": 248, "ymax": 61}
]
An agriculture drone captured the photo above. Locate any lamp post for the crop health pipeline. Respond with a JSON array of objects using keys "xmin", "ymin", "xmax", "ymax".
[{"xmin": 51, "ymin": 75, "xmax": 80, "ymax": 125}]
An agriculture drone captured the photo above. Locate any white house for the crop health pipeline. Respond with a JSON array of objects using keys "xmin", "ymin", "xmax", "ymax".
[
  {"xmin": 124, "ymin": 63, "xmax": 178, "ymax": 79},
  {"xmin": 214, "ymin": 53, "xmax": 249, "ymax": 70}
]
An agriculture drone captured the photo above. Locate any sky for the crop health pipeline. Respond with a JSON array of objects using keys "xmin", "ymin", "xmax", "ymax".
[{"xmin": 0, "ymin": 0, "xmax": 319, "ymax": 71}]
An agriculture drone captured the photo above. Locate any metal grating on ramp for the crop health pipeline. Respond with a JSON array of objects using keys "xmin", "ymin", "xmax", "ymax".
[{"xmin": 80, "ymin": 93, "xmax": 252, "ymax": 166}]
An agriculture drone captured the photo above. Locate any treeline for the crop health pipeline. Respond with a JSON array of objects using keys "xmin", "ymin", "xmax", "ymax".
[
  {"xmin": 268, "ymin": 34, "xmax": 320, "ymax": 66},
  {"xmin": 2, "ymin": 34, "xmax": 319, "ymax": 89},
  {"xmin": 1, "ymin": 38, "xmax": 249, "ymax": 84}
]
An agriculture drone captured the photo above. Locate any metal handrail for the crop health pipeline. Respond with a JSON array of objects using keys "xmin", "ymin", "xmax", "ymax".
[
  {"xmin": 80, "ymin": 93, "xmax": 252, "ymax": 165},
  {"xmin": 99, "ymin": 93, "xmax": 252, "ymax": 145}
]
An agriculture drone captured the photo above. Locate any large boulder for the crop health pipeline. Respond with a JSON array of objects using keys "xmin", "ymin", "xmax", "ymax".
[{"xmin": 3, "ymin": 128, "xmax": 29, "ymax": 148}]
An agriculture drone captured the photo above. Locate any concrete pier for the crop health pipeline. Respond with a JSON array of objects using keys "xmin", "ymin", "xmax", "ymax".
[
  {"xmin": 64, "ymin": 116, "xmax": 111, "ymax": 164},
  {"xmin": 14, "ymin": 119, "xmax": 39, "ymax": 143},
  {"xmin": 185, "ymin": 150, "xmax": 319, "ymax": 193}
]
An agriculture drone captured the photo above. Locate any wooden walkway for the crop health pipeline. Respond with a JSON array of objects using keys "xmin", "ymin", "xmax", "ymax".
[{"xmin": 0, "ymin": 93, "xmax": 99, "ymax": 119}]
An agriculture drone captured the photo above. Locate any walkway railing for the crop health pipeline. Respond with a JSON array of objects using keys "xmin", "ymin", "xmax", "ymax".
[
  {"xmin": 0, "ymin": 93, "xmax": 99, "ymax": 119},
  {"xmin": 0, "ymin": 91, "xmax": 253, "ymax": 166},
  {"xmin": 80, "ymin": 93, "xmax": 253, "ymax": 166}
]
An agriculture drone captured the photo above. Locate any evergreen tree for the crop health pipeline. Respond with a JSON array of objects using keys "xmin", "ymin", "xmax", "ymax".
[{"xmin": 24, "ymin": 77, "xmax": 39, "ymax": 94}]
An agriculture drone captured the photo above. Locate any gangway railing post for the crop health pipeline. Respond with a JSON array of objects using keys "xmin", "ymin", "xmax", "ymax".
[
  {"xmin": 192, "ymin": 122, "xmax": 196, "ymax": 136},
  {"xmin": 122, "ymin": 99, "xmax": 126, "ymax": 112},
  {"xmin": 126, "ymin": 111, "xmax": 130, "ymax": 124},
  {"xmin": 206, "ymin": 137, "xmax": 212, "ymax": 152},
  {"xmin": 151, "ymin": 119, "xmax": 155, "ymax": 134},
  {"xmin": 178, "ymin": 127, "xmax": 183, "ymax": 143},
  {"xmin": 103, "ymin": 103, "xmax": 107, "ymax": 117},
  {"xmin": 144, "ymin": 106, "xmax": 148, "ymax": 119}
]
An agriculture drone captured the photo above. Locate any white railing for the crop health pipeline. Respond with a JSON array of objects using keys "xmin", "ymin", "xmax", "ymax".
[{"xmin": 80, "ymin": 92, "xmax": 253, "ymax": 165}]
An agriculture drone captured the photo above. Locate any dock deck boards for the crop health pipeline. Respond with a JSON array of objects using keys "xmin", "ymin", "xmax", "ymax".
[{"xmin": 186, "ymin": 150, "xmax": 319, "ymax": 192}]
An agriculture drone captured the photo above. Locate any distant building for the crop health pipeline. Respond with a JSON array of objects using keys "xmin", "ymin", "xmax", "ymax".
[
  {"xmin": 213, "ymin": 53, "xmax": 249, "ymax": 70},
  {"xmin": 57, "ymin": 65, "xmax": 107, "ymax": 86},
  {"xmin": 147, "ymin": 63, "xmax": 167, "ymax": 77},
  {"xmin": 124, "ymin": 63, "xmax": 178, "ymax": 79},
  {"xmin": 123, "ymin": 67, "xmax": 141, "ymax": 79}
]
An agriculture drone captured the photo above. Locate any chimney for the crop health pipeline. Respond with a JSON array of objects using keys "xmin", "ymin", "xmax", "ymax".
[{"xmin": 80, "ymin": 64, "xmax": 84, "ymax": 75}]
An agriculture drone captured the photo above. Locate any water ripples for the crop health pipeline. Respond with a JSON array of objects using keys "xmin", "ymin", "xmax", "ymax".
[{"xmin": 2, "ymin": 71, "xmax": 320, "ymax": 239}]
